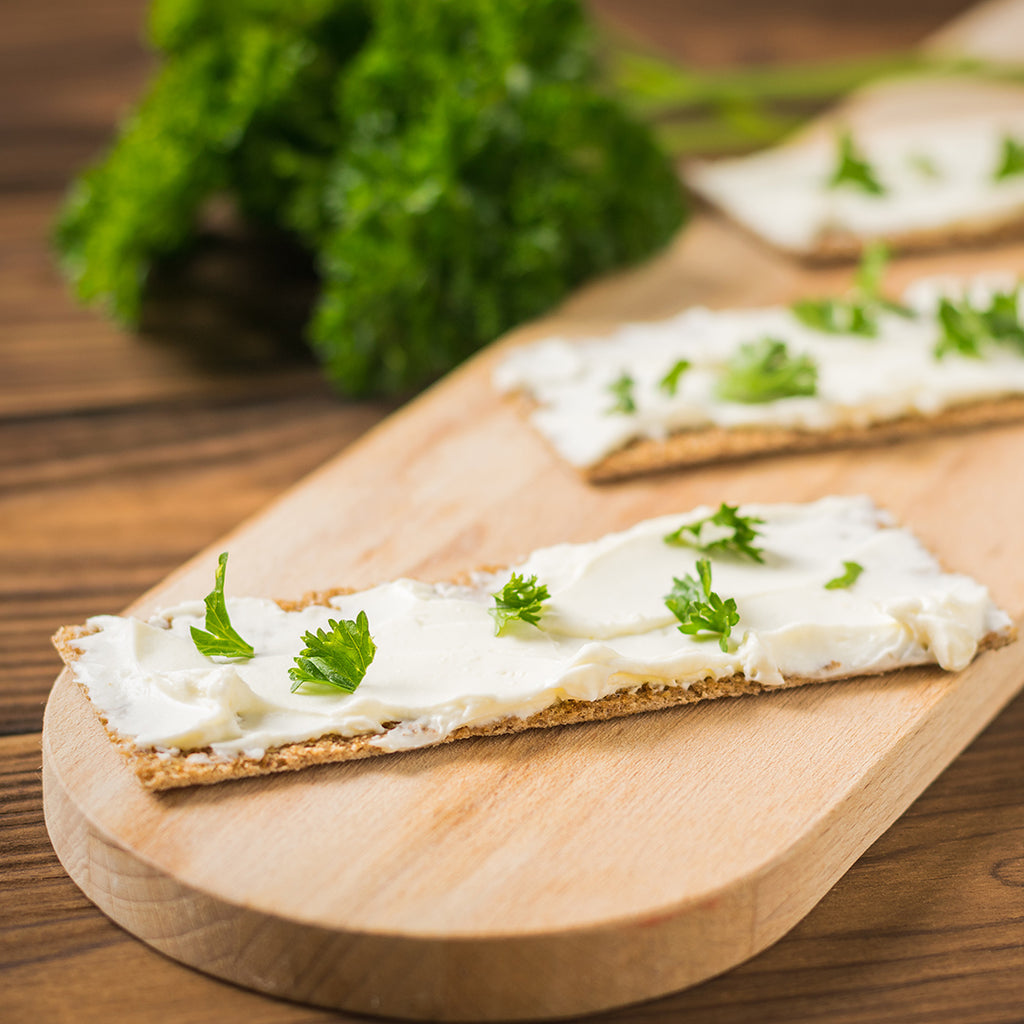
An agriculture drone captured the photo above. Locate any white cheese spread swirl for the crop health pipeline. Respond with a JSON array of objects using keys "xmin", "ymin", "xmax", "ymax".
[
  {"xmin": 67, "ymin": 497, "xmax": 1011, "ymax": 760},
  {"xmin": 493, "ymin": 273, "xmax": 1023, "ymax": 468},
  {"xmin": 687, "ymin": 113, "xmax": 1024, "ymax": 252}
]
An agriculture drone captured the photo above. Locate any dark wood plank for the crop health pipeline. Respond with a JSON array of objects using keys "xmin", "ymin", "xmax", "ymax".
[
  {"xmin": 0, "ymin": 191, "xmax": 341, "ymax": 417},
  {"xmin": 0, "ymin": 0, "xmax": 152, "ymax": 193},
  {"xmin": 592, "ymin": 0, "xmax": 977, "ymax": 66}
]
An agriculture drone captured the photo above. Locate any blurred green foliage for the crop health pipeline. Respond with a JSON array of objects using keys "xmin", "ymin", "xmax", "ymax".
[{"xmin": 55, "ymin": 0, "xmax": 685, "ymax": 396}]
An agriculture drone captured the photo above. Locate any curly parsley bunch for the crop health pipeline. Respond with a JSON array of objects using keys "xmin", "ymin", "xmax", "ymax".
[{"xmin": 55, "ymin": 0, "xmax": 685, "ymax": 396}]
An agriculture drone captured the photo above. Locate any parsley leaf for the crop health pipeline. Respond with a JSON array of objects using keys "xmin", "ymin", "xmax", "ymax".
[
  {"xmin": 936, "ymin": 298, "xmax": 985, "ymax": 359},
  {"xmin": 792, "ymin": 242, "xmax": 911, "ymax": 337},
  {"xmin": 664, "ymin": 558, "xmax": 740, "ymax": 652},
  {"xmin": 659, "ymin": 359, "xmax": 691, "ymax": 396},
  {"xmin": 288, "ymin": 611, "xmax": 376, "ymax": 694},
  {"xmin": 490, "ymin": 573, "xmax": 550, "ymax": 636},
  {"xmin": 190, "ymin": 553, "xmax": 255, "ymax": 660},
  {"xmin": 664, "ymin": 503, "xmax": 764, "ymax": 563},
  {"xmin": 988, "ymin": 289, "xmax": 1024, "ymax": 344},
  {"xmin": 994, "ymin": 135, "xmax": 1024, "ymax": 182},
  {"xmin": 607, "ymin": 372, "xmax": 637, "ymax": 414},
  {"xmin": 792, "ymin": 296, "xmax": 876, "ymax": 336},
  {"xmin": 934, "ymin": 287, "xmax": 1024, "ymax": 359},
  {"xmin": 717, "ymin": 338, "xmax": 817, "ymax": 404},
  {"xmin": 828, "ymin": 130, "xmax": 886, "ymax": 196},
  {"xmin": 908, "ymin": 153, "xmax": 941, "ymax": 179},
  {"xmin": 825, "ymin": 561, "xmax": 864, "ymax": 589},
  {"xmin": 854, "ymin": 240, "xmax": 889, "ymax": 299}
]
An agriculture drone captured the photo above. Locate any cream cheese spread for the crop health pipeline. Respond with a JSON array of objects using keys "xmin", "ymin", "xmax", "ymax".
[
  {"xmin": 687, "ymin": 113, "xmax": 1024, "ymax": 252},
  {"xmin": 493, "ymin": 273, "xmax": 1024, "ymax": 468},
  {"xmin": 67, "ymin": 497, "xmax": 1011, "ymax": 760}
]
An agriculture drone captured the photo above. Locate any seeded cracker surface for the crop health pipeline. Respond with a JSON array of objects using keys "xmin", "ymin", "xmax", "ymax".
[
  {"xmin": 579, "ymin": 395, "xmax": 1024, "ymax": 482},
  {"xmin": 800, "ymin": 212, "xmax": 1024, "ymax": 262},
  {"xmin": 53, "ymin": 582, "xmax": 1014, "ymax": 791}
]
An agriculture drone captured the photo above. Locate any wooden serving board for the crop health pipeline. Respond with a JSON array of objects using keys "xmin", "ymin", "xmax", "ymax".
[{"xmin": 41, "ymin": 17, "xmax": 1024, "ymax": 1020}]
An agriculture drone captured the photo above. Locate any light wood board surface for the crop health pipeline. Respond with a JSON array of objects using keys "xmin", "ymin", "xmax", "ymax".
[
  {"xmin": 40, "ymin": 8, "xmax": 1024, "ymax": 1022},
  {"xmin": 42, "ymin": 219, "xmax": 1024, "ymax": 1020}
]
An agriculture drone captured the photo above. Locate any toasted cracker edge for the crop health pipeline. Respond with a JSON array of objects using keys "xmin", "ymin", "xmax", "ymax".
[
  {"xmin": 582, "ymin": 395, "xmax": 1024, "ymax": 483},
  {"xmin": 799, "ymin": 210, "xmax": 1024, "ymax": 263},
  {"xmin": 52, "ymin": 595, "xmax": 1014, "ymax": 792}
]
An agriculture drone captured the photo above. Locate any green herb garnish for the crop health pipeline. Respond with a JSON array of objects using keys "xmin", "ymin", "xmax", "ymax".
[
  {"xmin": 664, "ymin": 503, "xmax": 764, "ymax": 563},
  {"xmin": 825, "ymin": 561, "xmax": 864, "ymax": 590},
  {"xmin": 288, "ymin": 611, "xmax": 376, "ymax": 693},
  {"xmin": 854, "ymin": 240, "xmax": 890, "ymax": 299},
  {"xmin": 792, "ymin": 242, "xmax": 911, "ymax": 337},
  {"xmin": 828, "ymin": 130, "xmax": 886, "ymax": 196},
  {"xmin": 607, "ymin": 372, "xmax": 637, "ymax": 414},
  {"xmin": 659, "ymin": 359, "xmax": 691, "ymax": 396},
  {"xmin": 934, "ymin": 286, "xmax": 1024, "ymax": 359},
  {"xmin": 490, "ymin": 573, "xmax": 550, "ymax": 636},
  {"xmin": 190, "ymin": 552, "xmax": 255, "ymax": 659},
  {"xmin": 936, "ymin": 298, "xmax": 985, "ymax": 358},
  {"xmin": 908, "ymin": 153, "xmax": 941, "ymax": 179},
  {"xmin": 994, "ymin": 135, "xmax": 1024, "ymax": 182},
  {"xmin": 792, "ymin": 296, "xmax": 875, "ymax": 336},
  {"xmin": 717, "ymin": 338, "xmax": 817, "ymax": 404},
  {"xmin": 664, "ymin": 559, "xmax": 740, "ymax": 653},
  {"xmin": 989, "ymin": 288, "xmax": 1024, "ymax": 335}
]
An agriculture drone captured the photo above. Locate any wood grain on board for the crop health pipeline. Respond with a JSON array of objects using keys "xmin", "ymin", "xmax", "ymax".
[
  {"xmin": 6, "ymin": 0, "xmax": 1024, "ymax": 1022},
  {"xmin": 42, "ymin": 97, "xmax": 1024, "ymax": 1024}
]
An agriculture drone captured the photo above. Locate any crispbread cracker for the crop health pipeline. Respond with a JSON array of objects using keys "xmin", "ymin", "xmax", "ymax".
[
  {"xmin": 581, "ymin": 394, "xmax": 1024, "ymax": 482},
  {"xmin": 784, "ymin": 210, "xmax": 1024, "ymax": 265},
  {"xmin": 52, "ymin": 590, "xmax": 1014, "ymax": 792},
  {"xmin": 685, "ymin": 76, "xmax": 1024, "ymax": 262},
  {"xmin": 688, "ymin": 174, "xmax": 1024, "ymax": 265}
]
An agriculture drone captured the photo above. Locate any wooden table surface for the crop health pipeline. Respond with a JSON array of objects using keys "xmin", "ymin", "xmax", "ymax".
[{"xmin": 3, "ymin": 1, "xmax": 1023, "ymax": 1022}]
